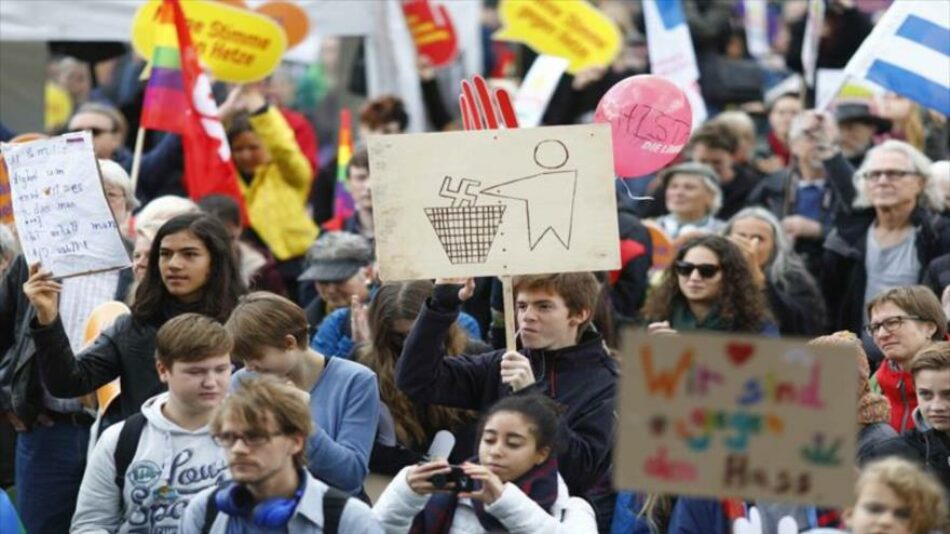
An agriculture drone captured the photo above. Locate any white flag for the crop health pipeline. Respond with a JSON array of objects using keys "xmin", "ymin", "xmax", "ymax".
[{"xmin": 643, "ymin": 0, "xmax": 707, "ymax": 127}]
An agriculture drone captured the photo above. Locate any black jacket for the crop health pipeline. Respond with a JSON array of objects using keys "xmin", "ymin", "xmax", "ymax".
[
  {"xmin": 30, "ymin": 313, "xmax": 164, "ymax": 422},
  {"xmin": 765, "ymin": 269, "xmax": 827, "ymax": 337},
  {"xmin": 923, "ymin": 252, "xmax": 950, "ymax": 298},
  {"xmin": 0, "ymin": 255, "xmax": 132, "ymax": 426},
  {"xmin": 822, "ymin": 207, "xmax": 950, "ymax": 333},
  {"xmin": 865, "ymin": 420, "xmax": 950, "ymax": 496},
  {"xmin": 395, "ymin": 287, "xmax": 619, "ymax": 497}
]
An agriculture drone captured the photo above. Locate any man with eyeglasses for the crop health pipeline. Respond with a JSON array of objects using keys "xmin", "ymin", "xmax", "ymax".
[
  {"xmin": 823, "ymin": 139, "xmax": 950, "ymax": 337},
  {"xmin": 67, "ymin": 102, "xmax": 185, "ymax": 204},
  {"xmin": 181, "ymin": 376, "xmax": 382, "ymax": 533}
]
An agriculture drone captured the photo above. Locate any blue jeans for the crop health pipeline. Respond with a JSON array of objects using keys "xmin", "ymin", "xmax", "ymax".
[{"xmin": 15, "ymin": 421, "xmax": 89, "ymax": 533}]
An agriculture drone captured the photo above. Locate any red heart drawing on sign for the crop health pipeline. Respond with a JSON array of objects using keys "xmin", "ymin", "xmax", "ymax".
[{"xmin": 726, "ymin": 342, "xmax": 755, "ymax": 366}]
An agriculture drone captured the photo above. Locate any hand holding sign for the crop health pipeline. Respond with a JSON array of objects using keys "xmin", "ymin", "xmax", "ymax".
[
  {"xmin": 22, "ymin": 263, "xmax": 62, "ymax": 326},
  {"xmin": 434, "ymin": 277, "xmax": 475, "ymax": 302},
  {"xmin": 500, "ymin": 350, "xmax": 535, "ymax": 391}
]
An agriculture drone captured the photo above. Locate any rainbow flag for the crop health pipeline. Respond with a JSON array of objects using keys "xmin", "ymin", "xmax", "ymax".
[
  {"xmin": 140, "ymin": 2, "xmax": 187, "ymax": 133},
  {"xmin": 333, "ymin": 108, "xmax": 355, "ymax": 221}
]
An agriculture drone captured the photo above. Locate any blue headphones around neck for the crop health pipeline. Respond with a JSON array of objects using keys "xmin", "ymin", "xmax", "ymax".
[{"xmin": 215, "ymin": 471, "xmax": 306, "ymax": 528}]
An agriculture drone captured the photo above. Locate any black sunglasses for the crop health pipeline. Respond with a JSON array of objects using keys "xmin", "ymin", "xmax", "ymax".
[{"xmin": 674, "ymin": 261, "xmax": 720, "ymax": 279}]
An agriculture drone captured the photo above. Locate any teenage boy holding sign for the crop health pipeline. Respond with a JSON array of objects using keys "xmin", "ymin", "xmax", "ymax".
[{"xmin": 394, "ymin": 273, "xmax": 618, "ymax": 528}]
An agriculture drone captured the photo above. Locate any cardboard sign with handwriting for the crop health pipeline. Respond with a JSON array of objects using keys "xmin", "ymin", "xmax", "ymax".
[
  {"xmin": 368, "ymin": 124, "xmax": 620, "ymax": 281},
  {"xmin": 615, "ymin": 331, "xmax": 857, "ymax": 507},
  {"xmin": 2, "ymin": 132, "xmax": 130, "ymax": 278}
]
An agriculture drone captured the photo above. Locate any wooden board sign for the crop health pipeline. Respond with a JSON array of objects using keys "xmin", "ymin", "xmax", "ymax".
[{"xmin": 368, "ymin": 124, "xmax": 621, "ymax": 281}]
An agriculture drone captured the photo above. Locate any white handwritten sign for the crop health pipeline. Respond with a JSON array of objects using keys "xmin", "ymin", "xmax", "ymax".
[
  {"xmin": 615, "ymin": 331, "xmax": 858, "ymax": 507},
  {"xmin": 2, "ymin": 131, "xmax": 130, "ymax": 278}
]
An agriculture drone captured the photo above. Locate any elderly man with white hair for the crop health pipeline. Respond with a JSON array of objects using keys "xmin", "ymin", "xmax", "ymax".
[
  {"xmin": 0, "ymin": 159, "xmax": 137, "ymax": 533},
  {"xmin": 822, "ymin": 140, "xmax": 950, "ymax": 336}
]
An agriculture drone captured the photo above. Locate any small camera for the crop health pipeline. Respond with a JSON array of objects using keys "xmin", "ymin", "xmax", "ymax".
[{"xmin": 428, "ymin": 466, "xmax": 476, "ymax": 492}]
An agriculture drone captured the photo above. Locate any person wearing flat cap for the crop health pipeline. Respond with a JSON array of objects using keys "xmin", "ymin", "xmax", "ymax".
[
  {"xmin": 299, "ymin": 231, "xmax": 376, "ymax": 332},
  {"xmin": 836, "ymin": 102, "xmax": 892, "ymax": 168}
]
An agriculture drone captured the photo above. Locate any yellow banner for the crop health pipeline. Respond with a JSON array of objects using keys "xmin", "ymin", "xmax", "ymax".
[
  {"xmin": 131, "ymin": 0, "xmax": 287, "ymax": 83},
  {"xmin": 494, "ymin": 0, "xmax": 621, "ymax": 74}
]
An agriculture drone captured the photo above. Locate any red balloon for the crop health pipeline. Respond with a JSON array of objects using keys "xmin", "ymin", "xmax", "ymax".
[{"xmin": 594, "ymin": 75, "xmax": 693, "ymax": 178}]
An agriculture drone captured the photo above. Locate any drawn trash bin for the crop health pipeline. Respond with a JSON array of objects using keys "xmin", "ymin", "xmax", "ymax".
[
  {"xmin": 425, "ymin": 204, "xmax": 506, "ymax": 264},
  {"xmin": 425, "ymin": 176, "xmax": 506, "ymax": 264}
]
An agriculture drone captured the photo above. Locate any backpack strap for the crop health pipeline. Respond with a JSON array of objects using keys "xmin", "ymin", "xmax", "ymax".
[
  {"xmin": 322, "ymin": 486, "xmax": 350, "ymax": 534},
  {"xmin": 113, "ymin": 413, "xmax": 147, "ymax": 495},
  {"xmin": 201, "ymin": 482, "xmax": 227, "ymax": 534}
]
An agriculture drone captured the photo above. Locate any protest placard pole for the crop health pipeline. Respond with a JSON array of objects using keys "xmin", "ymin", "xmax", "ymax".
[
  {"xmin": 129, "ymin": 126, "xmax": 146, "ymax": 194},
  {"xmin": 502, "ymin": 275, "xmax": 516, "ymax": 352}
]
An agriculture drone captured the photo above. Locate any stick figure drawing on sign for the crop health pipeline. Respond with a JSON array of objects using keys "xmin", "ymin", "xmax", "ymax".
[{"xmin": 480, "ymin": 139, "xmax": 577, "ymax": 251}]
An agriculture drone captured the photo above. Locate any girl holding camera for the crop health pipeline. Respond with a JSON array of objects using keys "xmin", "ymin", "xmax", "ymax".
[{"xmin": 372, "ymin": 395, "xmax": 597, "ymax": 533}]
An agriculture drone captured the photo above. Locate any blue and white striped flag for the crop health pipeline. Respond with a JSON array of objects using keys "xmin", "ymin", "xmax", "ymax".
[{"xmin": 836, "ymin": 0, "xmax": 949, "ymax": 115}]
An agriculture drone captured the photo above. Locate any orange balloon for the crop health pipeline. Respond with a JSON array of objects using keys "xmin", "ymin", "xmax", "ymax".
[{"xmin": 256, "ymin": 1, "xmax": 310, "ymax": 48}]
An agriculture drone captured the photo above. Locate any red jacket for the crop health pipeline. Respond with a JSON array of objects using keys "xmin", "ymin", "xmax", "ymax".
[{"xmin": 871, "ymin": 360, "xmax": 917, "ymax": 433}]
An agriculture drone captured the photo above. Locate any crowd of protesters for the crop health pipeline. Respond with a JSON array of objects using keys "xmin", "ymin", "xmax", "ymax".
[{"xmin": 1, "ymin": 0, "xmax": 950, "ymax": 533}]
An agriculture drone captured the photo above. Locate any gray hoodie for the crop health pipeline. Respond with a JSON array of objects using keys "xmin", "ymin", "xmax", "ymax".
[{"xmin": 71, "ymin": 392, "xmax": 229, "ymax": 533}]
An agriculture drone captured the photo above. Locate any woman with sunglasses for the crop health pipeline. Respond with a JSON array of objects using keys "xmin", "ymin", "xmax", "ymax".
[
  {"xmin": 643, "ymin": 234, "xmax": 776, "ymax": 336},
  {"xmin": 866, "ymin": 286, "xmax": 947, "ymax": 433}
]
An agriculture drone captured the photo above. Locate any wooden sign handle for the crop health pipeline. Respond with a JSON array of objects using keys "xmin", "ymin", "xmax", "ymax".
[{"xmin": 502, "ymin": 275, "xmax": 517, "ymax": 352}]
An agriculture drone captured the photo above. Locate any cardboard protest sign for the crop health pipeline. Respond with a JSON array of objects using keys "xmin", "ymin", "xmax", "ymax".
[
  {"xmin": 132, "ymin": 0, "xmax": 286, "ymax": 83},
  {"xmin": 369, "ymin": 124, "xmax": 620, "ymax": 281},
  {"xmin": 615, "ymin": 331, "xmax": 858, "ymax": 507},
  {"xmin": 494, "ymin": 0, "xmax": 621, "ymax": 74},
  {"xmin": 1, "ymin": 132, "xmax": 131, "ymax": 278}
]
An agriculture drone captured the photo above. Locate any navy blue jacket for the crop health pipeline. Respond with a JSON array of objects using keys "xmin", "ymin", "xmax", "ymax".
[{"xmin": 395, "ymin": 286, "xmax": 618, "ymax": 497}]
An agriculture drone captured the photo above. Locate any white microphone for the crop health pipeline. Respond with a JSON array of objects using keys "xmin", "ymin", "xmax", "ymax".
[{"xmin": 427, "ymin": 430, "xmax": 456, "ymax": 460}]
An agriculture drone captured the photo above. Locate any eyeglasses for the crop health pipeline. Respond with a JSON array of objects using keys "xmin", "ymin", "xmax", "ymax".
[
  {"xmin": 861, "ymin": 169, "xmax": 917, "ymax": 182},
  {"xmin": 864, "ymin": 315, "xmax": 924, "ymax": 336},
  {"xmin": 212, "ymin": 431, "xmax": 283, "ymax": 448},
  {"xmin": 674, "ymin": 261, "xmax": 721, "ymax": 279}
]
